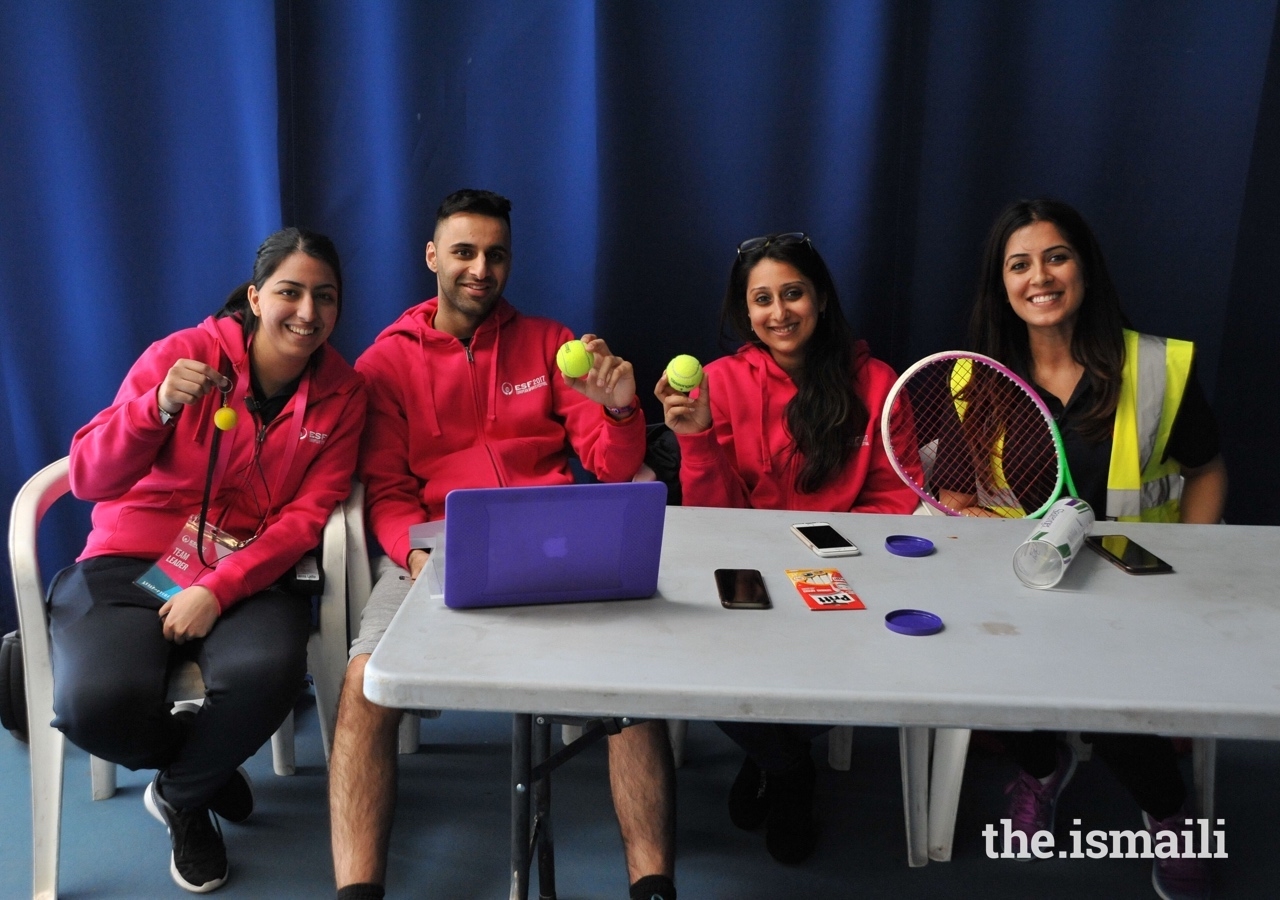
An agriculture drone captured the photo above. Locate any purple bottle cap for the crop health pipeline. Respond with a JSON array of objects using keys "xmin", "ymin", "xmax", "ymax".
[
  {"xmin": 885, "ymin": 534, "xmax": 935, "ymax": 557},
  {"xmin": 884, "ymin": 609, "xmax": 944, "ymax": 636}
]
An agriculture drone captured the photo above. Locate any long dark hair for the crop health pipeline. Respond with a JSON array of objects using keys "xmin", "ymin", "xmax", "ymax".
[
  {"xmin": 968, "ymin": 199, "xmax": 1128, "ymax": 440},
  {"xmin": 721, "ymin": 235, "xmax": 868, "ymax": 494},
  {"xmin": 216, "ymin": 228, "xmax": 344, "ymax": 341}
]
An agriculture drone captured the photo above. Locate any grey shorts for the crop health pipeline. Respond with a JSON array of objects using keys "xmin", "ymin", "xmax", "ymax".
[{"xmin": 348, "ymin": 557, "xmax": 414, "ymax": 660}]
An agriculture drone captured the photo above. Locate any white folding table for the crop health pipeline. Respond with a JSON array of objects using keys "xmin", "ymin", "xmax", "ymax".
[{"xmin": 366, "ymin": 507, "xmax": 1280, "ymax": 898}]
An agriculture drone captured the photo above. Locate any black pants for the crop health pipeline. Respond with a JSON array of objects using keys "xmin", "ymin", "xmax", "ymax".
[
  {"xmin": 1004, "ymin": 729, "xmax": 1187, "ymax": 820},
  {"xmin": 717, "ymin": 722, "xmax": 832, "ymax": 772},
  {"xmin": 48, "ymin": 556, "xmax": 310, "ymax": 809}
]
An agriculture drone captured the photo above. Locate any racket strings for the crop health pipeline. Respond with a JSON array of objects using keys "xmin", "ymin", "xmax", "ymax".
[{"xmin": 888, "ymin": 358, "xmax": 1061, "ymax": 517}]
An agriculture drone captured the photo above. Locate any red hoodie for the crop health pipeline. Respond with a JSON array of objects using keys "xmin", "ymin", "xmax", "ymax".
[
  {"xmin": 356, "ymin": 297, "xmax": 647, "ymax": 567},
  {"xmin": 677, "ymin": 342, "xmax": 920, "ymax": 514},
  {"xmin": 69, "ymin": 316, "xmax": 366, "ymax": 610}
]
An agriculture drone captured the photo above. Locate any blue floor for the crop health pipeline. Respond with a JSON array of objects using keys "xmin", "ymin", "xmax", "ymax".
[{"xmin": 2, "ymin": 692, "xmax": 1277, "ymax": 898}]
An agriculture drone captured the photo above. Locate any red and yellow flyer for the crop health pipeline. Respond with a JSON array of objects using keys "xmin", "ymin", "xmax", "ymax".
[{"xmin": 785, "ymin": 568, "xmax": 865, "ymax": 611}]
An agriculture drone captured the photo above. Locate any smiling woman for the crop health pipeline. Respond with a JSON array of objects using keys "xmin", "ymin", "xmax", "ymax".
[
  {"xmin": 744, "ymin": 257, "xmax": 823, "ymax": 376},
  {"xmin": 46, "ymin": 227, "xmax": 366, "ymax": 894},
  {"xmin": 653, "ymin": 232, "xmax": 920, "ymax": 865},
  {"xmin": 1001, "ymin": 220, "xmax": 1086, "ymax": 336},
  {"xmin": 244, "ymin": 253, "xmax": 341, "ymax": 395},
  {"xmin": 968, "ymin": 198, "xmax": 1226, "ymax": 900}
]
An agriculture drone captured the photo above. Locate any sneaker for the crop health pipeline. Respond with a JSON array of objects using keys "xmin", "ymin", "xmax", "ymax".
[
  {"xmin": 170, "ymin": 699, "xmax": 204, "ymax": 721},
  {"xmin": 145, "ymin": 777, "xmax": 229, "ymax": 893},
  {"xmin": 146, "ymin": 768, "xmax": 252, "ymax": 825},
  {"xmin": 727, "ymin": 756, "xmax": 769, "ymax": 830},
  {"xmin": 1143, "ymin": 810, "xmax": 1211, "ymax": 900},
  {"xmin": 764, "ymin": 755, "xmax": 817, "ymax": 865},
  {"xmin": 1002, "ymin": 742, "xmax": 1077, "ymax": 859}
]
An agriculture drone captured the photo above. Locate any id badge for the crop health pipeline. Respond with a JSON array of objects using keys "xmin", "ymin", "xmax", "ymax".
[{"xmin": 135, "ymin": 515, "xmax": 241, "ymax": 601}]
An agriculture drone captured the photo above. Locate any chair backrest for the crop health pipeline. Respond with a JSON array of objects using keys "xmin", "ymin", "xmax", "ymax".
[
  {"xmin": 343, "ymin": 479, "xmax": 371, "ymax": 640},
  {"xmin": 8, "ymin": 457, "xmax": 72, "ymax": 697}
]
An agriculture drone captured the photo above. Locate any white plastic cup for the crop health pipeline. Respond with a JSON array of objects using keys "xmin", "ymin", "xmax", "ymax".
[{"xmin": 1012, "ymin": 498, "xmax": 1096, "ymax": 589}]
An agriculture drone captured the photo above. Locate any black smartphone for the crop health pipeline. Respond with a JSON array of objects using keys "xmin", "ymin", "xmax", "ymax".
[
  {"xmin": 1085, "ymin": 534, "xmax": 1173, "ymax": 574},
  {"xmin": 715, "ymin": 568, "xmax": 772, "ymax": 609}
]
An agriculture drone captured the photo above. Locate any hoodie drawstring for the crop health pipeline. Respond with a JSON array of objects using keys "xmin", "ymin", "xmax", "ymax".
[
  {"xmin": 758, "ymin": 356, "xmax": 774, "ymax": 476},
  {"xmin": 487, "ymin": 319, "xmax": 501, "ymax": 422},
  {"xmin": 419, "ymin": 331, "xmax": 444, "ymax": 438}
]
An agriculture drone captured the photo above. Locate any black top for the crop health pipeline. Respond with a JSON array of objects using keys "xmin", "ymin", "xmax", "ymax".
[
  {"xmin": 1027, "ymin": 361, "xmax": 1219, "ymax": 517},
  {"xmin": 248, "ymin": 367, "xmax": 302, "ymax": 426}
]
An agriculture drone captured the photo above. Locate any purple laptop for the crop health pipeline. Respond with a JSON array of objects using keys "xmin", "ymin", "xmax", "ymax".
[{"xmin": 442, "ymin": 481, "xmax": 667, "ymax": 609}]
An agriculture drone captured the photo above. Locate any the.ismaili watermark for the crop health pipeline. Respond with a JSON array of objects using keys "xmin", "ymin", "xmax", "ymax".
[{"xmin": 982, "ymin": 818, "xmax": 1227, "ymax": 860}]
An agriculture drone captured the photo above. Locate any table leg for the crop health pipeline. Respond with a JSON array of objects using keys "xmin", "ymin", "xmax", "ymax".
[
  {"xmin": 899, "ymin": 726, "xmax": 930, "ymax": 867},
  {"xmin": 511, "ymin": 714, "xmax": 532, "ymax": 900},
  {"xmin": 1193, "ymin": 737, "xmax": 1216, "ymax": 823},
  {"xmin": 927, "ymin": 728, "xmax": 971, "ymax": 862},
  {"xmin": 533, "ymin": 716, "xmax": 557, "ymax": 900}
]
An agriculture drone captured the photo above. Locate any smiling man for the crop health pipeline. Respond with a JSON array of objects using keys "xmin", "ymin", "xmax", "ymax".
[{"xmin": 328, "ymin": 189, "xmax": 677, "ymax": 900}]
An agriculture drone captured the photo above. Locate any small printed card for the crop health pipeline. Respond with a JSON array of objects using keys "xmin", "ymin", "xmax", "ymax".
[
  {"xmin": 786, "ymin": 568, "xmax": 865, "ymax": 611},
  {"xmin": 135, "ymin": 515, "xmax": 240, "ymax": 601}
]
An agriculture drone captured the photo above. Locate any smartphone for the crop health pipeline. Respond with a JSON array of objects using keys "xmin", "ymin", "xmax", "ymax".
[
  {"xmin": 791, "ymin": 523, "xmax": 860, "ymax": 557},
  {"xmin": 1085, "ymin": 534, "xmax": 1173, "ymax": 574},
  {"xmin": 715, "ymin": 568, "xmax": 772, "ymax": 609}
]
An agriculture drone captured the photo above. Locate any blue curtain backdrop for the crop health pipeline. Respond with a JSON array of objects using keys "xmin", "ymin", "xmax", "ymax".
[{"xmin": 2, "ymin": 0, "xmax": 1277, "ymax": 629}]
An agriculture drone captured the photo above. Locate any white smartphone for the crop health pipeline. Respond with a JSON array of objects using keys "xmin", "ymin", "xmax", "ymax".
[{"xmin": 791, "ymin": 522, "xmax": 860, "ymax": 557}]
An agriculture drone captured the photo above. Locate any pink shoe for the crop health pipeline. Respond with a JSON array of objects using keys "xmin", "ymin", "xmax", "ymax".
[
  {"xmin": 1143, "ymin": 810, "xmax": 1211, "ymax": 900},
  {"xmin": 1002, "ymin": 743, "xmax": 1077, "ymax": 858}
]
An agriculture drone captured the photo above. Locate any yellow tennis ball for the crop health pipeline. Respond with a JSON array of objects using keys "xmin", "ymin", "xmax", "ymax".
[
  {"xmin": 665, "ymin": 354, "xmax": 703, "ymax": 393},
  {"xmin": 213, "ymin": 406, "xmax": 238, "ymax": 431},
  {"xmin": 556, "ymin": 340, "xmax": 593, "ymax": 378}
]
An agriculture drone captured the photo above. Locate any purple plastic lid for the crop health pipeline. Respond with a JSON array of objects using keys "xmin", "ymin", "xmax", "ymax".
[
  {"xmin": 885, "ymin": 534, "xmax": 935, "ymax": 557},
  {"xmin": 884, "ymin": 608, "xmax": 944, "ymax": 636}
]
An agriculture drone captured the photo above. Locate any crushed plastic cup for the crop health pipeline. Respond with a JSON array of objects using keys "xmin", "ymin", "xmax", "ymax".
[{"xmin": 1012, "ymin": 498, "xmax": 1095, "ymax": 589}]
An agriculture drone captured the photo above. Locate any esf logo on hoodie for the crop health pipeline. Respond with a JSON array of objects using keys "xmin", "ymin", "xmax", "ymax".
[
  {"xmin": 300, "ymin": 428, "xmax": 329, "ymax": 445},
  {"xmin": 503, "ymin": 376, "xmax": 549, "ymax": 396}
]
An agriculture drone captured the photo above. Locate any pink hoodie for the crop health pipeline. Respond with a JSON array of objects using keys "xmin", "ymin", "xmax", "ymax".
[
  {"xmin": 69, "ymin": 316, "xmax": 366, "ymax": 610},
  {"xmin": 355, "ymin": 297, "xmax": 646, "ymax": 567},
  {"xmin": 677, "ymin": 342, "xmax": 920, "ymax": 514}
]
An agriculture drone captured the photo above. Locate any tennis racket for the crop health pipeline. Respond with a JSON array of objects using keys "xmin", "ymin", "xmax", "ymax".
[{"xmin": 880, "ymin": 351, "xmax": 1078, "ymax": 518}]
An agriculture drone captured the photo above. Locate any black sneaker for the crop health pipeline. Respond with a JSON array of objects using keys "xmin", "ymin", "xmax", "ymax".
[
  {"xmin": 727, "ymin": 756, "xmax": 770, "ymax": 830},
  {"xmin": 208, "ymin": 767, "xmax": 254, "ymax": 823},
  {"xmin": 145, "ymin": 777, "xmax": 229, "ymax": 893}
]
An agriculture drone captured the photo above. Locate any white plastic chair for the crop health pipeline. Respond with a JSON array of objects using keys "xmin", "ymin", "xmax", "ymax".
[
  {"xmin": 342, "ymin": 481, "xmax": 440, "ymax": 754},
  {"xmin": 10, "ymin": 456, "xmax": 350, "ymax": 900}
]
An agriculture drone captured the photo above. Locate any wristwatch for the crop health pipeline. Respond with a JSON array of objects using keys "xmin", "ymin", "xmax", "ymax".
[{"xmin": 158, "ymin": 404, "xmax": 177, "ymax": 426}]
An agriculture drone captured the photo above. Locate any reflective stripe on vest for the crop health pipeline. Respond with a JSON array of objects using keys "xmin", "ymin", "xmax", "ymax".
[{"xmin": 1106, "ymin": 330, "xmax": 1194, "ymax": 522}]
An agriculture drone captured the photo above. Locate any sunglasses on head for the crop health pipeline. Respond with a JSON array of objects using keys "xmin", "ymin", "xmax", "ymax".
[{"xmin": 736, "ymin": 232, "xmax": 812, "ymax": 256}]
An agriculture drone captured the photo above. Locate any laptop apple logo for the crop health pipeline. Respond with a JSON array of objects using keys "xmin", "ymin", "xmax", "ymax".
[{"xmin": 542, "ymin": 536, "xmax": 569, "ymax": 558}]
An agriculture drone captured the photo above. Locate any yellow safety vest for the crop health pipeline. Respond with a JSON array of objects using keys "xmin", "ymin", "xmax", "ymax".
[
  {"xmin": 1107, "ymin": 330, "xmax": 1194, "ymax": 522},
  {"xmin": 950, "ymin": 361, "xmax": 1029, "ymax": 518}
]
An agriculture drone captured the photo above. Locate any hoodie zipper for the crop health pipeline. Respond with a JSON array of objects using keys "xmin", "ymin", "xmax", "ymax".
[{"xmin": 463, "ymin": 339, "xmax": 506, "ymax": 486}]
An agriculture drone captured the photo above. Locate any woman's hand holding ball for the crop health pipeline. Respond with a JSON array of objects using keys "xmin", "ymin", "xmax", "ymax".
[
  {"xmin": 158, "ymin": 359, "xmax": 233, "ymax": 422},
  {"xmin": 656, "ymin": 356, "xmax": 711, "ymax": 435}
]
